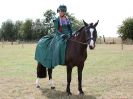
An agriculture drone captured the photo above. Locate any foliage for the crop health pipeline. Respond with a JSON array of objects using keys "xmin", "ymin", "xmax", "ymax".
[
  {"xmin": 14, "ymin": 21, "xmax": 23, "ymax": 40},
  {"xmin": 66, "ymin": 12, "xmax": 83, "ymax": 31},
  {"xmin": 118, "ymin": 17, "xmax": 133, "ymax": 40},
  {"xmin": 0, "ymin": 9, "xmax": 83, "ymax": 41},
  {"xmin": 22, "ymin": 19, "xmax": 33, "ymax": 40},
  {"xmin": 43, "ymin": 9, "xmax": 56, "ymax": 34},
  {"xmin": 0, "ymin": 20, "xmax": 15, "ymax": 41},
  {"xmin": 32, "ymin": 19, "xmax": 44, "ymax": 40}
]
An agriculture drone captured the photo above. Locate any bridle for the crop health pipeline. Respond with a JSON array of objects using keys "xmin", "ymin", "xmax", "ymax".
[{"xmin": 68, "ymin": 26, "xmax": 95, "ymax": 45}]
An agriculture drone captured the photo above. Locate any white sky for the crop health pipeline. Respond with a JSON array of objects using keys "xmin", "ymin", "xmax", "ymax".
[{"xmin": 0, "ymin": 0, "xmax": 133, "ymax": 37}]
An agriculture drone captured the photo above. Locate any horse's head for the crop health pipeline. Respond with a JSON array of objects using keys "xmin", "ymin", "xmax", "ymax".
[{"xmin": 83, "ymin": 20, "xmax": 99, "ymax": 50}]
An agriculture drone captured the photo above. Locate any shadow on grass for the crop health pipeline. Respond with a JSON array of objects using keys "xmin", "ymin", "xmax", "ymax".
[{"xmin": 39, "ymin": 87, "xmax": 96, "ymax": 99}]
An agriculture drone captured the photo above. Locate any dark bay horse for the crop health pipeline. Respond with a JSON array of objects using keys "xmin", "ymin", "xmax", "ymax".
[{"xmin": 35, "ymin": 20, "xmax": 99, "ymax": 95}]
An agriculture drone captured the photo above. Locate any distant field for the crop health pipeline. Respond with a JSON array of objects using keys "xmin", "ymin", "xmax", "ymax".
[{"xmin": 0, "ymin": 43, "xmax": 133, "ymax": 99}]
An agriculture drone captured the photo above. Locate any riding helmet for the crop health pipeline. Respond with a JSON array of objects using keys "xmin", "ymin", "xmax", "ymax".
[{"xmin": 57, "ymin": 5, "xmax": 67, "ymax": 13}]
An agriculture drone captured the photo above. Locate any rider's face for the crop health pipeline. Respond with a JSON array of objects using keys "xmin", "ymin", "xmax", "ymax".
[{"xmin": 59, "ymin": 11, "xmax": 65, "ymax": 17}]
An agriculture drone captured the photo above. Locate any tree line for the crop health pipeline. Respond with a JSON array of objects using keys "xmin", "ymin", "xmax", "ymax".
[
  {"xmin": 0, "ymin": 9, "xmax": 133, "ymax": 42},
  {"xmin": 0, "ymin": 9, "xmax": 83, "ymax": 41}
]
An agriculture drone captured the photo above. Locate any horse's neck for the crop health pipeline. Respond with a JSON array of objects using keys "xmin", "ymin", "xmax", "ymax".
[{"xmin": 76, "ymin": 29, "xmax": 86, "ymax": 43}]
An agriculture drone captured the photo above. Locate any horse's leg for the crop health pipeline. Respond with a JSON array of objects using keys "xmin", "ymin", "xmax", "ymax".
[
  {"xmin": 66, "ymin": 66, "xmax": 72, "ymax": 95},
  {"xmin": 48, "ymin": 68, "xmax": 55, "ymax": 89},
  {"xmin": 36, "ymin": 78, "xmax": 40, "ymax": 88},
  {"xmin": 78, "ymin": 66, "xmax": 84, "ymax": 94},
  {"xmin": 36, "ymin": 63, "xmax": 47, "ymax": 88},
  {"xmin": 48, "ymin": 68, "xmax": 52, "ymax": 80}
]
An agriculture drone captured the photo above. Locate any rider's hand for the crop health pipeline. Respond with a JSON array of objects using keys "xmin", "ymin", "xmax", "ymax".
[{"xmin": 61, "ymin": 34, "xmax": 68, "ymax": 39}]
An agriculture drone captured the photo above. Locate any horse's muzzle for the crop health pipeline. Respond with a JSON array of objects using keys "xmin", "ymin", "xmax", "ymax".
[{"xmin": 89, "ymin": 46, "xmax": 94, "ymax": 50}]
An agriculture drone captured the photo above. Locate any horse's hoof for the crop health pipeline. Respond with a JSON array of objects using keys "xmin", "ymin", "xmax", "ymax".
[
  {"xmin": 36, "ymin": 85, "xmax": 40, "ymax": 88},
  {"xmin": 66, "ymin": 92, "xmax": 72, "ymax": 96},
  {"xmin": 51, "ymin": 86, "xmax": 55, "ymax": 89}
]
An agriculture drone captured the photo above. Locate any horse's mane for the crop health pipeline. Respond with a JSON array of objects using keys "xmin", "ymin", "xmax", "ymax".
[
  {"xmin": 77, "ymin": 26, "xmax": 84, "ymax": 32},
  {"xmin": 73, "ymin": 26, "xmax": 85, "ymax": 36}
]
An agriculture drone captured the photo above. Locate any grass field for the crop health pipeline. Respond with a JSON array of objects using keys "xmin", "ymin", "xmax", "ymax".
[{"xmin": 0, "ymin": 43, "xmax": 133, "ymax": 99}]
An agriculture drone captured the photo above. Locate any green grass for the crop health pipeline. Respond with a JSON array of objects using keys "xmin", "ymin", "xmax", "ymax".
[
  {"xmin": 0, "ymin": 44, "xmax": 36, "ymax": 79},
  {"xmin": 0, "ymin": 43, "xmax": 133, "ymax": 99}
]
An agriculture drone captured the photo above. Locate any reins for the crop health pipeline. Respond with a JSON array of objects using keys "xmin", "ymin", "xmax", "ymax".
[
  {"xmin": 68, "ymin": 39, "xmax": 88, "ymax": 45},
  {"xmin": 68, "ymin": 27, "xmax": 89, "ymax": 45}
]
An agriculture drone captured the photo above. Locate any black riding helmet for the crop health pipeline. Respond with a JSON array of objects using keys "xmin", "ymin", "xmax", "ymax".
[{"xmin": 57, "ymin": 5, "xmax": 67, "ymax": 13}]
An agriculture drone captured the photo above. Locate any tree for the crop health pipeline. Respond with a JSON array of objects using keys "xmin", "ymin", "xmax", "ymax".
[
  {"xmin": 0, "ymin": 28, "xmax": 1, "ymax": 40},
  {"xmin": 22, "ymin": 19, "xmax": 33, "ymax": 40},
  {"xmin": 66, "ymin": 12, "xmax": 83, "ymax": 31},
  {"xmin": 42, "ymin": 9, "xmax": 83, "ymax": 35},
  {"xmin": 32, "ymin": 19, "xmax": 45, "ymax": 40},
  {"xmin": 43, "ymin": 9, "xmax": 56, "ymax": 34},
  {"xmin": 118, "ymin": 18, "xmax": 133, "ymax": 41},
  {"xmin": 0, "ymin": 19, "xmax": 15, "ymax": 41},
  {"xmin": 0, "ymin": 9, "xmax": 83, "ymax": 41},
  {"xmin": 14, "ymin": 20, "xmax": 23, "ymax": 40}
]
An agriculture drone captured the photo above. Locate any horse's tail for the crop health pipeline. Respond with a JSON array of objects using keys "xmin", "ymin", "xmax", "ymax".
[{"xmin": 37, "ymin": 63, "xmax": 47, "ymax": 78}]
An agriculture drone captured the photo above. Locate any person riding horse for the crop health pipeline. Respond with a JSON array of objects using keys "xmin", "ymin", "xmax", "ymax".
[{"xmin": 35, "ymin": 5, "xmax": 73, "ymax": 68}]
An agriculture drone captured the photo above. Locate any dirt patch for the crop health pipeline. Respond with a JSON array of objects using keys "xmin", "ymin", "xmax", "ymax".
[{"xmin": 0, "ymin": 70, "xmax": 133, "ymax": 99}]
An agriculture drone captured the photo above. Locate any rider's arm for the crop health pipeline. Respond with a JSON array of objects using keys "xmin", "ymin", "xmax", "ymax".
[
  {"xmin": 67, "ymin": 22, "xmax": 73, "ymax": 36},
  {"xmin": 53, "ymin": 18, "xmax": 62, "ymax": 36}
]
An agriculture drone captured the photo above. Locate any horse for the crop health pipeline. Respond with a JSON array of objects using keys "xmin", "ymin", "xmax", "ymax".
[{"xmin": 35, "ymin": 20, "xmax": 99, "ymax": 95}]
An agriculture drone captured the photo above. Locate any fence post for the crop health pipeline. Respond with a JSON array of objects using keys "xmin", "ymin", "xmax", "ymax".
[
  {"xmin": 21, "ymin": 38, "xmax": 24, "ymax": 48},
  {"xmin": 2, "ymin": 38, "xmax": 4, "ymax": 48},
  {"xmin": 121, "ymin": 37, "xmax": 123, "ymax": 50},
  {"xmin": 103, "ymin": 35, "xmax": 106, "ymax": 44}
]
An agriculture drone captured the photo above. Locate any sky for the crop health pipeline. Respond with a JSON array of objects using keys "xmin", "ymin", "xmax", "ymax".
[{"xmin": 0, "ymin": 0, "xmax": 133, "ymax": 37}]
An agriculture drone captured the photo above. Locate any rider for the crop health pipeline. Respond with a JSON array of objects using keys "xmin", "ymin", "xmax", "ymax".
[
  {"xmin": 55, "ymin": 5, "xmax": 72, "ymax": 38},
  {"xmin": 35, "ymin": 5, "xmax": 73, "ymax": 68}
]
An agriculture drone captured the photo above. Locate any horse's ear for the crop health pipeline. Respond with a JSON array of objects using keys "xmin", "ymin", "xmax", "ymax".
[
  {"xmin": 83, "ymin": 20, "xmax": 88, "ymax": 26},
  {"xmin": 94, "ymin": 20, "xmax": 99, "ymax": 27}
]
